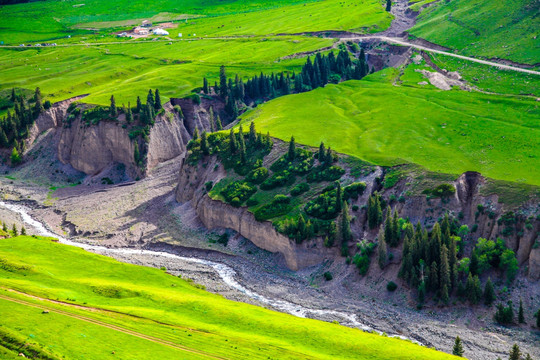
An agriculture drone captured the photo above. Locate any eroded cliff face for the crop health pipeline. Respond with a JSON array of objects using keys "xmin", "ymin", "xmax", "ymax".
[
  {"xmin": 176, "ymin": 156, "xmax": 539, "ymax": 278},
  {"xmin": 175, "ymin": 156, "xmax": 337, "ymax": 270},
  {"xmin": 25, "ymin": 98, "xmax": 215, "ymax": 179}
]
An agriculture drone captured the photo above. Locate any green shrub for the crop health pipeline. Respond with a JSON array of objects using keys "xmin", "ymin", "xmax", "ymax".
[
  {"xmin": 387, "ymin": 281, "xmax": 398, "ymax": 291},
  {"xmin": 290, "ymin": 182, "xmax": 309, "ymax": 196},
  {"xmin": 220, "ymin": 181, "xmax": 256, "ymax": 206},
  {"xmin": 343, "ymin": 182, "xmax": 366, "ymax": 200},
  {"xmin": 260, "ymin": 171, "xmax": 295, "ymax": 190},
  {"xmin": 307, "ymin": 165, "xmax": 345, "ymax": 182},
  {"xmin": 323, "ymin": 271, "xmax": 333, "ymax": 281},
  {"xmin": 245, "ymin": 167, "xmax": 269, "ymax": 184},
  {"xmin": 205, "ymin": 181, "xmax": 213, "ymax": 191},
  {"xmin": 305, "ymin": 189, "xmax": 340, "ymax": 220},
  {"xmin": 425, "ymin": 183, "xmax": 456, "ymax": 198},
  {"xmin": 253, "ymin": 197, "xmax": 292, "ymax": 221}
]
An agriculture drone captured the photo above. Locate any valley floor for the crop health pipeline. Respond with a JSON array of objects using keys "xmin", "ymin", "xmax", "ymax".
[{"xmin": 1, "ymin": 156, "xmax": 538, "ymax": 360}]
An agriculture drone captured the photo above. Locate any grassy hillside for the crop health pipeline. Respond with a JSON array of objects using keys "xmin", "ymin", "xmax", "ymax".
[
  {"xmin": 0, "ymin": 235, "xmax": 458, "ymax": 359},
  {"xmin": 409, "ymin": 0, "xmax": 539, "ymax": 64},
  {"xmin": 0, "ymin": 0, "xmax": 391, "ymax": 44},
  {"xmin": 240, "ymin": 68, "xmax": 540, "ymax": 185},
  {"xmin": 0, "ymin": 36, "xmax": 331, "ymax": 105}
]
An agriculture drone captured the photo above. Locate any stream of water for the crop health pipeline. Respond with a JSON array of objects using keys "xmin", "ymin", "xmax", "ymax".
[{"xmin": 0, "ymin": 200, "xmax": 420, "ymax": 343}]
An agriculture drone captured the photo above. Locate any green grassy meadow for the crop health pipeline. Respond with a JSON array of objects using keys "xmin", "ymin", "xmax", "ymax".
[
  {"xmin": 0, "ymin": 36, "xmax": 332, "ymax": 105},
  {"xmin": 410, "ymin": 0, "xmax": 540, "ymax": 64},
  {"xmin": 240, "ymin": 68, "xmax": 540, "ymax": 185},
  {"xmin": 0, "ymin": 236, "xmax": 459, "ymax": 359}
]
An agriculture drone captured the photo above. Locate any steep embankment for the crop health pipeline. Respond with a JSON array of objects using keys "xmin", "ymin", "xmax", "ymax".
[
  {"xmin": 175, "ymin": 145, "xmax": 539, "ymax": 278},
  {"xmin": 175, "ymin": 155, "xmax": 338, "ymax": 270},
  {"xmin": 24, "ymin": 97, "xmax": 220, "ymax": 179}
]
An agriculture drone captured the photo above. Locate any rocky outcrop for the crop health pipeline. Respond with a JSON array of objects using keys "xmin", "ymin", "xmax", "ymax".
[
  {"xmin": 58, "ymin": 117, "xmax": 138, "ymax": 177},
  {"xmin": 175, "ymin": 156, "xmax": 337, "ymax": 270}
]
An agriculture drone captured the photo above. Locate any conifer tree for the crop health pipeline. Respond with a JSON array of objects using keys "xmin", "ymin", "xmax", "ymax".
[
  {"xmin": 518, "ymin": 298, "xmax": 525, "ymax": 324},
  {"xmin": 484, "ymin": 277, "xmax": 495, "ymax": 305},
  {"xmin": 201, "ymin": 131, "xmax": 209, "ymax": 155},
  {"xmin": 216, "ymin": 115, "xmax": 223, "ymax": 130},
  {"xmin": 452, "ymin": 336, "xmax": 464, "ymax": 357},
  {"xmin": 392, "ymin": 209, "xmax": 399, "ymax": 245},
  {"xmin": 472, "ymin": 275, "xmax": 482, "ymax": 304},
  {"xmin": 10, "ymin": 147, "xmax": 21, "ymax": 165},
  {"xmin": 209, "ymin": 107, "xmax": 215, "ymax": 132},
  {"xmin": 288, "ymin": 136, "xmax": 296, "ymax": 161},
  {"xmin": 429, "ymin": 261, "xmax": 439, "ymax": 292},
  {"xmin": 418, "ymin": 281, "xmax": 426, "ymax": 305},
  {"xmin": 12, "ymin": 223, "xmax": 18, "ymax": 237},
  {"xmin": 192, "ymin": 127, "xmax": 199, "ymax": 140},
  {"xmin": 136, "ymin": 96, "xmax": 142, "ymax": 113},
  {"xmin": 154, "ymin": 89, "xmax": 162, "ymax": 110},
  {"xmin": 340, "ymin": 202, "xmax": 352, "ymax": 256},
  {"xmin": 147, "ymin": 89, "xmax": 154, "ymax": 108},
  {"xmin": 228, "ymin": 128, "xmax": 237, "ymax": 154},
  {"xmin": 384, "ymin": 206, "xmax": 393, "ymax": 246},
  {"xmin": 318, "ymin": 142, "xmax": 325, "ymax": 162},
  {"xmin": 133, "ymin": 142, "xmax": 140, "ymax": 165},
  {"xmin": 378, "ymin": 227, "xmax": 387, "ymax": 269},
  {"xmin": 219, "ymin": 65, "xmax": 228, "ymax": 99},
  {"xmin": 249, "ymin": 122, "xmax": 256, "ymax": 144},
  {"xmin": 509, "ymin": 344, "xmax": 521, "ymax": 360},
  {"xmin": 126, "ymin": 103, "xmax": 133, "ymax": 124},
  {"xmin": 203, "ymin": 77, "xmax": 209, "ymax": 94},
  {"xmin": 470, "ymin": 250, "xmax": 479, "ymax": 276},
  {"xmin": 440, "ymin": 244, "xmax": 450, "ymax": 303},
  {"xmin": 2, "ymin": 222, "xmax": 6, "ymax": 232},
  {"xmin": 20, "ymin": 226, "xmax": 26, "ymax": 236},
  {"xmin": 0, "ymin": 130, "xmax": 8, "ymax": 148},
  {"xmin": 110, "ymin": 95, "xmax": 117, "ymax": 117},
  {"xmin": 11, "ymin": 88, "xmax": 16, "ymax": 102}
]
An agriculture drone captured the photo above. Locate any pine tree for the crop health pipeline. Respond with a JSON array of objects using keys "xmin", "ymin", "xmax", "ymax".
[
  {"xmin": 378, "ymin": 227, "xmax": 387, "ymax": 269},
  {"xmin": 418, "ymin": 281, "xmax": 426, "ymax": 305},
  {"xmin": 126, "ymin": 103, "xmax": 133, "ymax": 124},
  {"xmin": 10, "ymin": 147, "xmax": 21, "ymax": 165},
  {"xmin": 288, "ymin": 136, "xmax": 296, "ymax": 161},
  {"xmin": 440, "ymin": 245, "xmax": 450, "ymax": 303},
  {"xmin": 203, "ymin": 77, "xmax": 209, "ymax": 94},
  {"xmin": 429, "ymin": 261, "xmax": 439, "ymax": 292},
  {"xmin": 192, "ymin": 127, "xmax": 199, "ymax": 141},
  {"xmin": 318, "ymin": 142, "xmax": 325, "ymax": 162},
  {"xmin": 133, "ymin": 142, "xmax": 140, "ymax": 164},
  {"xmin": 201, "ymin": 131, "xmax": 209, "ymax": 155},
  {"xmin": 12, "ymin": 223, "xmax": 18, "ymax": 237},
  {"xmin": 228, "ymin": 128, "xmax": 237, "ymax": 154},
  {"xmin": 449, "ymin": 235, "xmax": 458, "ymax": 289},
  {"xmin": 392, "ymin": 209, "xmax": 399, "ymax": 245},
  {"xmin": 340, "ymin": 202, "xmax": 352, "ymax": 256},
  {"xmin": 335, "ymin": 182, "xmax": 342, "ymax": 213},
  {"xmin": 110, "ymin": 95, "xmax": 117, "ymax": 117},
  {"xmin": 484, "ymin": 277, "xmax": 495, "ymax": 305},
  {"xmin": 0, "ymin": 130, "xmax": 8, "ymax": 148},
  {"xmin": 219, "ymin": 65, "xmax": 228, "ymax": 99},
  {"xmin": 509, "ymin": 344, "xmax": 521, "ymax": 360},
  {"xmin": 249, "ymin": 122, "xmax": 256, "ymax": 144},
  {"xmin": 238, "ymin": 126, "xmax": 246, "ymax": 163},
  {"xmin": 20, "ymin": 226, "xmax": 26, "ymax": 236},
  {"xmin": 136, "ymin": 96, "xmax": 142, "ymax": 113},
  {"xmin": 452, "ymin": 336, "xmax": 464, "ymax": 357},
  {"xmin": 216, "ymin": 115, "xmax": 223, "ymax": 131},
  {"xmin": 147, "ymin": 89, "xmax": 154, "ymax": 108},
  {"xmin": 384, "ymin": 207, "xmax": 394, "ymax": 246},
  {"xmin": 11, "ymin": 88, "xmax": 16, "ymax": 102},
  {"xmin": 154, "ymin": 89, "xmax": 162, "ymax": 110},
  {"xmin": 470, "ymin": 250, "xmax": 479, "ymax": 276},
  {"xmin": 2, "ymin": 222, "xmax": 6, "ymax": 232},
  {"xmin": 208, "ymin": 107, "xmax": 215, "ymax": 132},
  {"xmin": 518, "ymin": 298, "xmax": 525, "ymax": 324},
  {"xmin": 473, "ymin": 275, "xmax": 483, "ymax": 304},
  {"xmin": 525, "ymin": 354, "xmax": 532, "ymax": 360}
]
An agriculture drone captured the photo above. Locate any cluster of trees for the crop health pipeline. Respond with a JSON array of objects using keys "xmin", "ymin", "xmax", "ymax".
[
  {"xmin": 202, "ymin": 47, "xmax": 370, "ymax": 119},
  {"xmin": 367, "ymin": 192, "xmax": 384, "ymax": 229},
  {"xmin": 0, "ymin": 88, "xmax": 47, "ymax": 164},
  {"xmin": 469, "ymin": 237, "xmax": 519, "ymax": 282},
  {"xmin": 0, "ymin": 221, "xmax": 26, "ymax": 237},
  {"xmin": 398, "ymin": 215, "xmax": 461, "ymax": 304}
]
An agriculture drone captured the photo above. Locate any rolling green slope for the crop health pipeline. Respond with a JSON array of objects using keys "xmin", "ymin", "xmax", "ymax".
[
  {"xmin": 409, "ymin": 0, "xmax": 540, "ymax": 64},
  {"xmin": 240, "ymin": 68, "xmax": 540, "ymax": 185},
  {"xmin": 0, "ymin": 236, "xmax": 458, "ymax": 359}
]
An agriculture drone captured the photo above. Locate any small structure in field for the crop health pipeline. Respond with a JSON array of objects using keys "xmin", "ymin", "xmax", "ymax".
[
  {"xmin": 133, "ymin": 27, "xmax": 149, "ymax": 35},
  {"xmin": 153, "ymin": 28, "xmax": 169, "ymax": 36}
]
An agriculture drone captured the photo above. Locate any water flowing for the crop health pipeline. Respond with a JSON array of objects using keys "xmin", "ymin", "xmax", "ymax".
[{"xmin": 0, "ymin": 200, "xmax": 419, "ymax": 342}]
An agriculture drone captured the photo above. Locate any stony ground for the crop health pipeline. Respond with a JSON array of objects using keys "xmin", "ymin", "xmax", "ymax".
[{"xmin": 1, "ymin": 151, "xmax": 538, "ymax": 360}]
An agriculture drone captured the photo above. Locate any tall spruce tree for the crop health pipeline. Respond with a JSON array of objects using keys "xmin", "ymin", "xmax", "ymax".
[
  {"xmin": 201, "ymin": 131, "xmax": 209, "ymax": 155},
  {"xmin": 110, "ymin": 95, "xmax": 117, "ymax": 117},
  {"xmin": 440, "ymin": 245, "xmax": 450, "ymax": 303},
  {"xmin": 484, "ymin": 277, "xmax": 495, "ymax": 305},
  {"xmin": 509, "ymin": 344, "xmax": 521, "ymax": 360},
  {"xmin": 219, "ymin": 65, "xmax": 228, "ymax": 99},
  {"xmin": 147, "ymin": 89, "xmax": 154, "ymax": 108},
  {"xmin": 209, "ymin": 107, "xmax": 215, "ymax": 132},
  {"xmin": 154, "ymin": 89, "xmax": 162, "ymax": 110},
  {"xmin": 203, "ymin": 77, "xmax": 209, "ymax": 94},
  {"xmin": 378, "ymin": 227, "xmax": 387, "ymax": 269},
  {"xmin": 216, "ymin": 115, "xmax": 223, "ymax": 130},
  {"xmin": 340, "ymin": 202, "xmax": 352, "ymax": 256},
  {"xmin": 288, "ymin": 136, "xmax": 296, "ymax": 161},
  {"xmin": 133, "ymin": 142, "xmax": 140, "ymax": 164},
  {"xmin": 518, "ymin": 298, "xmax": 525, "ymax": 324},
  {"xmin": 228, "ymin": 128, "xmax": 237, "ymax": 154},
  {"xmin": 452, "ymin": 336, "xmax": 464, "ymax": 357},
  {"xmin": 318, "ymin": 142, "xmax": 325, "ymax": 162},
  {"xmin": 136, "ymin": 96, "xmax": 142, "ymax": 113},
  {"xmin": 249, "ymin": 122, "xmax": 256, "ymax": 144}
]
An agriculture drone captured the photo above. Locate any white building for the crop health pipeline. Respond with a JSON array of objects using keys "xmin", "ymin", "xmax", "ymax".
[{"xmin": 153, "ymin": 28, "xmax": 169, "ymax": 36}]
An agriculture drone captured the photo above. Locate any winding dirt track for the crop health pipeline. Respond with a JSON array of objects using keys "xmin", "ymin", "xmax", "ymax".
[{"xmin": 0, "ymin": 293, "xmax": 227, "ymax": 360}]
